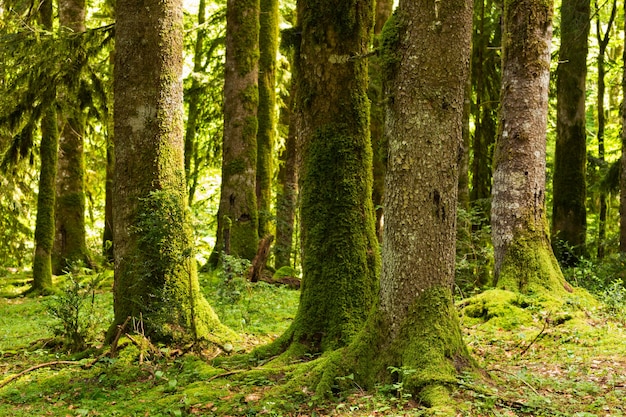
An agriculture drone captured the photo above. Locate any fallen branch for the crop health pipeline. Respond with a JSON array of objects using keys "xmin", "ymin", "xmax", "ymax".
[{"xmin": 0, "ymin": 361, "xmax": 79, "ymax": 389}]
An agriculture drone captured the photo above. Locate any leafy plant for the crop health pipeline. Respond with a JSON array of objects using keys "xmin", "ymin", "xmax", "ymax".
[{"xmin": 44, "ymin": 271, "xmax": 106, "ymax": 351}]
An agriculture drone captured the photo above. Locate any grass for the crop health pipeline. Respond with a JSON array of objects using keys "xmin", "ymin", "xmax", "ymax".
[{"xmin": 1, "ymin": 267, "xmax": 626, "ymax": 416}]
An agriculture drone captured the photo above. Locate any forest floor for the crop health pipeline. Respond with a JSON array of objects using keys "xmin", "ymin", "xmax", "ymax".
[{"xmin": 0, "ymin": 268, "xmax": 625, "ymax": 416}]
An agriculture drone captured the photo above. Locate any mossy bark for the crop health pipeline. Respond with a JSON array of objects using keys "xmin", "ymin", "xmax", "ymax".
[
  {"xmin": 52, "ymin": 0, "xmax": 92, "ymax": 274},
  {"xmin": 469, "ymin": 0, "xmax": 501, "ymax": 204},
  {"xmin": 256, "ymin": 0, "xmax": 278, "ymax": 238},
  {"xmin": 492, "ymin": 0, "xmax": 570, "ymax": 294},
  {"xmin": 31, "ymin": 1, "xmax": 57, "ymax": 294},
  {"xmin": 209, "ymin": 0, "xmax": 260, "ymax": 266},
  {"xmin": 369, "ymin": 0, "xmax": 393, "ymax": 241},
  {"xmin": 621, "ymin": 22, "xmax": 626, "ymax": 253},
  {"xmin": 276, "ymin": 0, "xmax": 475, "ymax": 405},
  {"xmin": 273, "ymin": 85, "xmax": 298, "ymax": 269},
  {"xmin": 551, "ymin": 0, "xmax": 589, "ymax": 265},
  {"xmin": 281, "ymin": 0, "xmax": 381, "ymax": 352},
  {"xmin": 111, "ymin": 0, "xmax": 234, "ymax": 344},
  {"xmin": 32, "ymin": 107, "xmax": 59, "ymax": 293}
]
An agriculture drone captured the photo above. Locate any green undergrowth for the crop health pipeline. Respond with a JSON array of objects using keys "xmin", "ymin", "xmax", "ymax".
[{"xmin": 1, "ymin": 268, "xmax": 626, "ymax": 416}]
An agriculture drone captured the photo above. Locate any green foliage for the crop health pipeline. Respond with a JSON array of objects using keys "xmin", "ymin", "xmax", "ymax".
[
  {"xmin": 44, "ymin": 271, "xmax": 107, "ymax": 351},
  {"xmin": 455, "ymin": 205, "xmax": 493, "ymax": 295},
  {"xmin": 0, "ymin": 169, "xmax": 36, "ymax": 267}
]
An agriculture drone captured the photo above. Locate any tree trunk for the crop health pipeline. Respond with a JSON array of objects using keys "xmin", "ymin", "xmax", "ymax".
[
  {"xmin": 273, "ymin": 86, "xmax": 298, "ymax": 269},
  {"xmin": 31, "ymin": 0, "xmax": 57, "ymax": 293},
  {"xmin": 469, "ymin": 0, "xmax": 500, "ymax": 205},
  {"xmin": 375, "ymin": 0, "xmax": 474, "ymax": 398},
  {"xmin": 491, "ymin": 0, "xmax": 571, "ymax": 294},
  {"xmin": 621, "ymin": 10, "xmax": 626, "ymax": 253},
  {"xmin": 275, "ymin": 0, "xmax": 381, "ymax": 353},
  {"xmin": 551, "ymin": 0, "xmax": 590, "ymax": 265},
  {"xmin": 595, "ymin": 0, "xmax": 617, "ymax": 260},
  {"xmin": 110, "ymin": 0, "xmax": 233, "ymax": 344},
  {"xmin": 208, "ymin": 0, "xmax": 260, "ymax": 266},
  {"xmin": 370, "ymin": 0, "xmax": 393, "ymax": 241},
  {"xmin": 310, "ymin": 1, "xmax": 475, "ymax": 406},
  {"xmin": 32, "ymin": 106, "xmax": 58, "ymax": 293},
  {"xmin": 51, "ymin": 0, "xmax": 92, "ymax": 274},
  {"xmin": 256, "ymin": 0, "xmax": 278, "ymax": 238}
]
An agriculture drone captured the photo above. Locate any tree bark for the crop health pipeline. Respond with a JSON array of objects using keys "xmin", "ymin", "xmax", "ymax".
[
  {"xmin": 256, "ymin": 0, "xmax": 279, "ymax": 238},
  {"xmin": 551, "ymin": 0, "xmax": 590, "ymax": 266},
  {"xmin": 31, "ymin": 0, "xmax": 57, "ymax": 293},
  {"xmin": 491, "ymin": 0, "xmax": 571, "ymax": 294},
  {"xmin": 273, "ymin": 86, "xmax": 298, "ymax": 269},
  {"xmin": 272, "ymin": 0, "xmax": 381, "ymax": 353},
  {"xmin": 111, "ymin": 0, "xmax": 233, "ymax": 344},
  {"xmin": 312, "ymin": 0, "xmax": 475, "ymax": 406},
  {"xmin": 469, "ymin": 0, "xmax": 500, "ymax": 205},
  {"xmin": 209, "ymin": 0, "xmax": 260, "ymax": 266},
  {"xmin": 32, "ymin": 106, "xmax": 58, "ymax": 293},
  {"xmin": 52, "ymin": 0, "xmax": 91, "ymax": 274},
  {"xmin": 621, "ymin": 8, "xmax": 626, "ymax": 253}
]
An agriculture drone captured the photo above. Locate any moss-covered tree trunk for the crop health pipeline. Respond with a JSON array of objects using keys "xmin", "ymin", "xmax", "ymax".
[
  {"xmin": 52, "ymin": 0, "xmax": 92, "ymax": 274},
  {"xmin": 551, "ymin": 0, "xmax": 590, "ymax": 266},
  {"xmin": 595, "ymin": 0, "xmax": 617, "ymax": 260},
  {"xmin": 491, "ymin": 0, "xmax": 571, "ymax": 294},
  {"xmin": 103, "ymin": 136, "xmax": 114, "ymax": 263},
  {"xmin": 274, "ymin": 86, "xmax": 298, "ymax": 269},
  {"xmin": 374, "ymin": 0, "xmax": 474, "ymax": 400},
  {"xmin": 256, "ymin": 0, "xmax": 278, "ymax": 238},
  {"xmin": 310, "ymin": 1, "xmax": 475, "ymax": 406},
  {"xmin": 111, "ymin": 0, "xmax": 233, "ymax": 344},
  {"xmin": 370, "ymin": 0, "xmax": 394, "ymax": 241},
  {"xmin": 275, "ymin": 0, "xmax": 381, "ymax": 353},
  {"xmin": 209, "ymin": 0, "xmax": 260, "ymax": 266},
  {"xmin": 31, "ymin": 0, "xmax": 57, "ymax": 294},
  {"xmin": 621, "ymin": 15, "xmax": 626, "ymax": 253},
  {"xmin": 469, "ymin": 0, "xmax": 500, "ymax": 205},
  {"xmin": 32, "ymin": 106, "xmax": 59, "ymax": 293}
]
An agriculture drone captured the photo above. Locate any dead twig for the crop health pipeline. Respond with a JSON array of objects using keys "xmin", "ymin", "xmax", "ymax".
[{"xmin": 0, "ymin": 361, "xmax": 79, "ymax": 389}]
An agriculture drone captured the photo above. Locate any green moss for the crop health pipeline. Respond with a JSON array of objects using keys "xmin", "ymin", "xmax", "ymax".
[
  {"xmin": 232, "ymin": 0, "xmax": 260, "ymax": 76},
  {"xmin": 497, "ymin": 234, "xmax": 572, "ymax": 295},
  {"xmin": 111, "ymin": 189, "xmax": 236, "ymax": 345},
  {"xmin": 379, "ymin": 10, "xmax": 403, "ymax": 84},
  {"xmin": 32, "ymin": 107, "xmax": 59, "ymax": 293}
]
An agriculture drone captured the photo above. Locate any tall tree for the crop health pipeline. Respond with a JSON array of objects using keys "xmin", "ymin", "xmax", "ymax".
[
  {"xmin": 370, "ymin": 0, "xmax": 394, "ymax": 240},
  {"xmin": 594, "ymin": 0, "xmax": 617, "ymax": 259},
  {"xmin": 304, "ymin": 0, "xmax": 475, "ymax": 406},
  {"xmin": 622, "ymin": 9, "xmax": 626, "ymax": 253},
  {"xmin": 267, "ymin": 0, "xmax": 381, "ymax": 353},
  {"xmin": 491, "ymin": 0, "xmax": 571, "ymax": 293},
  {"xmin": 470, "ymin": 0, "xmax": 501, "ymax": 205},
  {"xmin": 256, "ymin": 0, "xmax": 279, "ymax": 238},
  {"xmin": 208, "ymin": 0, "xmax": 260, "ymax": 266},
  {"xmin": 110, "ymin": 0, "xmax": 232, "ymax": 343},
  {"xmin": 52, "ymin": 0, "xmax": 92, "ymax": 274},
  {"xmin": 31, "ymin": 0, "xmax": 58, "ymax": 293},
  {"xmin": 273, "ymin": 87, "xmax": 298, "ymax": 269},
  {"xmin": 551, "ymin": 0, "xmax": 590, "ymax": 265}
]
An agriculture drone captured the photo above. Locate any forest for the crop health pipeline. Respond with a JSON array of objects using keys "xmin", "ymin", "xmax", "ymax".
[{"xmin": 1, "ymin": 0, "xmax": 626, "ymax": 415}]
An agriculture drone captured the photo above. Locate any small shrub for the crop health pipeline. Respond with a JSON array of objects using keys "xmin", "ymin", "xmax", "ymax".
[{"xmin": 44, "ymin": 272, "xmax": 106, "ymax": 351}]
